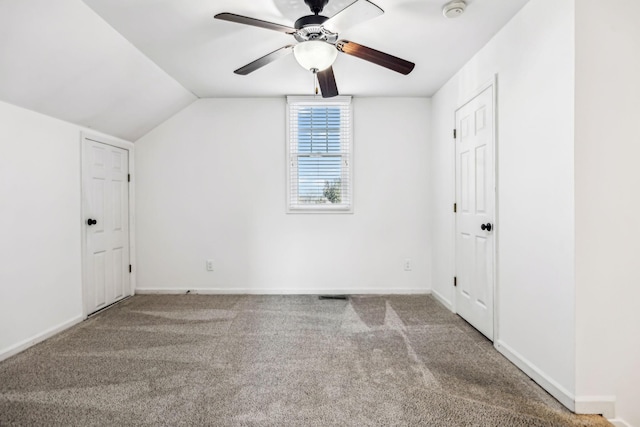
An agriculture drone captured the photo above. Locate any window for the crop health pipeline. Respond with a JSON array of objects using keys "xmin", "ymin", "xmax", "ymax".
[{"xmin": 287, "ymin": 96, "xmax": 352, "ymax": 213}]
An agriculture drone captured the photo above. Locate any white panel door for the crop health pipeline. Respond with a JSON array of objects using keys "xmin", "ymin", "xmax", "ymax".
[
  {"xmin": 83, "ymin": 138, "xmax": 130, "ymax": 315},
  {"xmin": 455, "ymin": 85, "xmax": 495, "ymax": 340}
]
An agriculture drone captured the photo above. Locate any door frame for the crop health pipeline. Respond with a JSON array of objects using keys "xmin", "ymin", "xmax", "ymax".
[
  {"xmin": 80, "ymin": 132, "xmax": 136, "ymax": 318},
  {"xmin": 453, "ymin": 75, "xmax": 499, "ymax": 341}
]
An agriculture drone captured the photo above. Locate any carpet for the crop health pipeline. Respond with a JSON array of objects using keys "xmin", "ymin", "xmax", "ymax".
[{"xmin": 0, "ymin": 294, "xmax": 611, "ymax": 426}]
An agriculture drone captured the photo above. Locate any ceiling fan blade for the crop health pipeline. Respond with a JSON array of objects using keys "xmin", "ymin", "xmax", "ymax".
[
  {"xmin": 336, "ymin": 40, "xmax": 415, "ymax": 75},
  {"xmin": 234, "ymin": 45, "xmax": 295, "ymax": 75},
  {"xmin": 323, "ymin": 0, "xmax": 384, "ymax": 34},
  {"xmin": 215, "ymin": 13, "xmax": 297, "ymax": 35},
  {"xmin": 317, "ymin": 67, "xmax": 339, "ymax": 98}
]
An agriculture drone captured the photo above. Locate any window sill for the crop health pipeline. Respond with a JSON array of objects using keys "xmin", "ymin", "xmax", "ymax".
[{"xmin": 287, "ymin": 205, "xmax": 353, "ymax": 214}]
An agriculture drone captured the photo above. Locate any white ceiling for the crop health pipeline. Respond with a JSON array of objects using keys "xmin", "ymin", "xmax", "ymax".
[
  {"xmin": 0, "ymin": 0, "xmax": 530, "ymax": 141},
  {"xmin": 0, "ymin": 0, "xmax": 196, "ymax": 141},
  {"xmin": 82, "ymin": 0, "xmax": 531, "ymax": 98}
]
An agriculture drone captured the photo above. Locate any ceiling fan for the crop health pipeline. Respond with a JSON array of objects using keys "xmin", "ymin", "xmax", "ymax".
[{"xmin": 214, "ymin": 0, "xmax": 415, "ymax": 98}]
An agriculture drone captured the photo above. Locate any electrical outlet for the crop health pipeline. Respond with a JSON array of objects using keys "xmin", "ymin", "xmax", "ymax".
[
  {"xmin": 206, "ymin": 259, "xmax": 214, "ymax": 271},
  {"xmin": 404, "ymin": 258, "xmax": 413, "ymax": 271}
]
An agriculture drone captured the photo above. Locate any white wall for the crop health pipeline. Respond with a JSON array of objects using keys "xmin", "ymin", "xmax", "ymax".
[
  {"xmin": 135, "ymin": 97, "xmax": 431, "ymax": 294},
  {"xmin": 574, "ymin": 1, "xmax": 640, "ymax": 425},
  {"xmin": 0, "ymin": 100, "xmax": 129, "ymax": 360},
  {"xmin": 429, "ymin": 0, "xmax": 576, "ymax": 406}
]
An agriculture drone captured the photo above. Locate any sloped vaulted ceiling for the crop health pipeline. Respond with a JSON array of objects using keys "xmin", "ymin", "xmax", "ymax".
[
  {"xmin": 0, "ymin": 0, "xmax": 196, "ymax": 141},
  {"xmin": 0, "ymin": 0, "xmax": 530, "ymax": 140},
  {"xmin": 80, "ymin": 0, "xmax": 530, "ymax": 98}
]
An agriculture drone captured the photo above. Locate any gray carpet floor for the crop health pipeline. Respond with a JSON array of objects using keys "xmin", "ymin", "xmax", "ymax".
[{"xmin": 0, "ymin": 294, "xmax": 610, "ymax": 426}]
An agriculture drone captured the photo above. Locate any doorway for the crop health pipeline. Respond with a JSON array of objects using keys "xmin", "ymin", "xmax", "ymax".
[
  {"xmin": 81, "ymin": 135, "xmax": 132, "ymax": 315},
  {"xmin": 454, "ymin": 81, "xmax": 496, "ymax": 340}
]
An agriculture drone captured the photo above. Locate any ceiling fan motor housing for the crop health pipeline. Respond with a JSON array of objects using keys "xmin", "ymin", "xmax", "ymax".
[{"xmin": 294, "ymin": 14, "xmax": 329, "ymax": 30}]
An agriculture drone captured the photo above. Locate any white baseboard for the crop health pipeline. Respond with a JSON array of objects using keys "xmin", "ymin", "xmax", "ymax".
[
  {"xmin": 135, "ymin": 288, "xmax": 432, "ymax": 296},
  {"xmin": 495, "ymin": 339, "xmax": 575, "ymax": 411},
  {"xmin": 431, "ymin": 289, "xmax": 454, "ymax": 311},
  {"xmin": 608, "ymin": 419, "xmax": 631, "ymax": 427},
  {"xmin": 0, "ymin": 315, "xmax": 84, "ymax": 362},
  {"xmin": 574, "ymin": 396, "xmax": 616, "ymax": 419}
]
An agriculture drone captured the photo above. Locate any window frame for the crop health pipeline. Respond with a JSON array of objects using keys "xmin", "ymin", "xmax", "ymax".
[{"xmin": 286, "ymin": 95, "xmax": 353, "ymax": 214}]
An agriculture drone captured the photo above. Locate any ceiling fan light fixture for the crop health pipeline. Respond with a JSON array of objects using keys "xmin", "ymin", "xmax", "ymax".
[
  {"xmin": 442, "ymin": 0, "xmax": 466, "ymax": 18},
  {"xmin": 293, "ymin": 40, "xmax": 338, "ymax": 72}
]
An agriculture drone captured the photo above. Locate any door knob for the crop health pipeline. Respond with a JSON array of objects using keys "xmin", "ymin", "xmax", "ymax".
[
  {"xmin": 481, "ymin": 223, "xmax": 492, "ymax": 232},
  {"xmin": 87, "ymin": 218, "xmax": 97, "ymax": 226}
]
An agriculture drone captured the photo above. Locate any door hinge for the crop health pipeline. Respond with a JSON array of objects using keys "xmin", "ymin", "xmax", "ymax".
[
  {"xmin": 128, "ymin": 174, "xmax": 130, "ymax": 182},
  {"xmin": 454, "ymin": 276, "xmax": 457, "ymax": 287},
  {"xmin": 453, "ymin": 203, "xmax": 457, "ymax": 213},
  {"xmin": 453, "ymin": 129, "xmax": 457, "ymax": 139},
  {"xmin": 129, "ymin": 264, "xmax": 132, "ymax": 273}
]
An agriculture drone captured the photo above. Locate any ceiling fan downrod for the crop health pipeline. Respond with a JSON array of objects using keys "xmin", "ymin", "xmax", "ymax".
[{"xmin": 304, "ymin": 0, "xmax": 329, "ymax": 15}]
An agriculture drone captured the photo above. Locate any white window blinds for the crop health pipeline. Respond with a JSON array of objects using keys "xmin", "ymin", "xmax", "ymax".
[{"xmin": 287, "ymin": 96, "xmax": 352, "ymax": 212}]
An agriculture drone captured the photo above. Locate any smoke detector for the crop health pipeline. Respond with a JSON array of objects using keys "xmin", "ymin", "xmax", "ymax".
[{"xmin": 442, "ymin": 0, "xmax": 466, "ymax": 18}]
